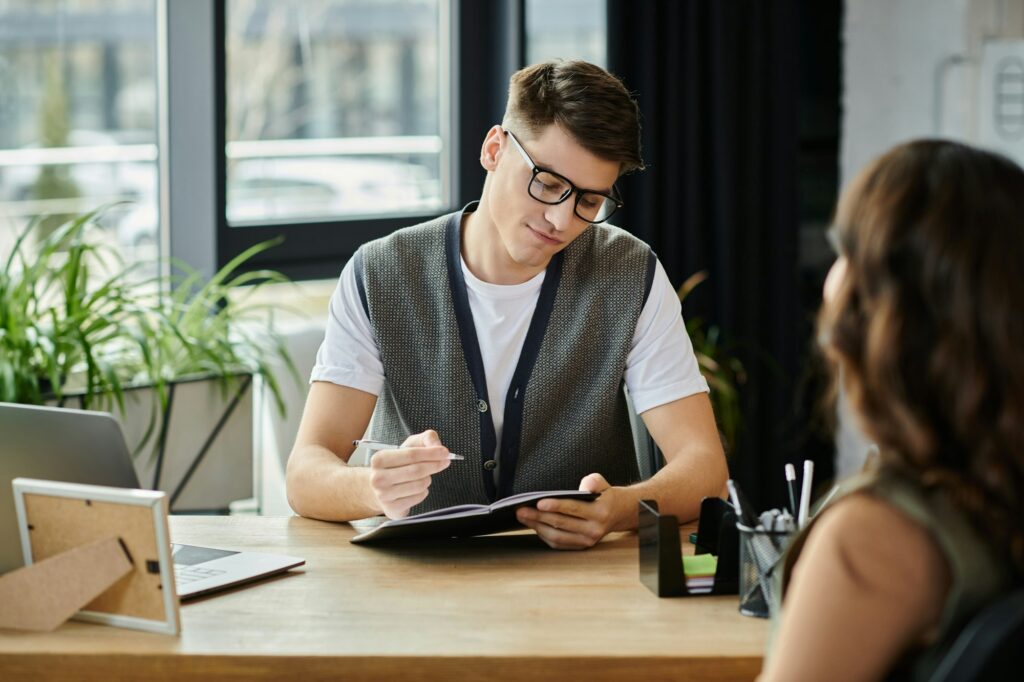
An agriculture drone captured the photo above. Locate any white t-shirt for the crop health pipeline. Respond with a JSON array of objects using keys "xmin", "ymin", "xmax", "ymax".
[{"xmin": 311, "ymin": 254, "xmax": 709, "ymax": 449}]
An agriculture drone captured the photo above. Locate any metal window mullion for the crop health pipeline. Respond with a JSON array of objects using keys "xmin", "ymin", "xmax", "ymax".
[{"xmin": 158, "ymin": 0, "xmax": 218, "ymax": 282}]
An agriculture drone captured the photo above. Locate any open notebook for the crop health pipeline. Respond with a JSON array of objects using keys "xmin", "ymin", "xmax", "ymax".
[{"xmin": 350, "ymin": 490, "xmax": 599, "ymax": 543}]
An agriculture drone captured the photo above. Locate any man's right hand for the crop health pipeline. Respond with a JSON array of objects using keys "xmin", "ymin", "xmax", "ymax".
[{"xmin": 367, "ymin": 429, "xmax": 452, "ymax": 519}]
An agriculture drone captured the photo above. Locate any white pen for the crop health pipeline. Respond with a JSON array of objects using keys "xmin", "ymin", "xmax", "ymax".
[
  {"xmin": 785, "ymin": 463, "xmax": 798, "ymax": 516},
  {"xmin": 351, "ymin": 439, "xmax": 465, "ymax": 460},
  {"xmin": 797, "ymin": 459, "xmax": 814, "ymax": 529}
]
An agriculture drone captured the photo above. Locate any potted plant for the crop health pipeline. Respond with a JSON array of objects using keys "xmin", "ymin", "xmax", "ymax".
[
  {"xmin": 0, "ymin": 210, "xmax": 299, "ymax": 511},
  {"xmin": 629, "ymin": 270, "xmax": 747, "ymax": 478},
  {"xmin": 677, "ymin": 271, "xmax": 746, "ymax": 455}
]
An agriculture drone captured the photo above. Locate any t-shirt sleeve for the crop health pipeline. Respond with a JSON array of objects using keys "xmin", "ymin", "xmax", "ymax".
[
  {"xmin": 624, "ymin": 258, "xmax": 709, "ymax": 414},
  {"xmin": 758, "ymin": 494, "xmax": 951, "ymax": 682},
  {"xmin": 309, "ymin": 255, "xmax": 385, "ymax": 396}
]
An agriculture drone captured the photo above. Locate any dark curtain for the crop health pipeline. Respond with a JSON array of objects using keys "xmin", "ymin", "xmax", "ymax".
[{"xmin": 608, "ymin": 0, "xmax": 804, "ymax": 509}]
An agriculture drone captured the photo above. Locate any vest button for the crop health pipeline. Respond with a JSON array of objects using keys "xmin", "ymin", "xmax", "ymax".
[
  {"xmin": 483, "ymin": 459, "xmax": 497, "ymax": 471},
  {"xmin": 477, "ymin": 399, "xmax": 488, "ymax": 413}
]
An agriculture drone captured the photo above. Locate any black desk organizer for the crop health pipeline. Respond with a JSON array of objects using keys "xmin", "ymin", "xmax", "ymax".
[{"xmin": 638, "ymin": 497, "xmax": 739, "ymax": 597}]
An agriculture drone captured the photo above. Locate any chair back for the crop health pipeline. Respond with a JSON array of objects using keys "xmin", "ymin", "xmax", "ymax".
[
  {"xmin": 625, "ymin": 388, "xmax": 661, "ymax": 479},
  {"xmin": 929, "ymin": 588, "xmax": 1024, "ymax": 682}
]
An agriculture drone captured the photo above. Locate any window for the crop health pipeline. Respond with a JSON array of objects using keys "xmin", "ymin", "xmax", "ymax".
[
  {"xmin": 218, "ymin": 0, "xmax": 450, "ymax": 278},
  {"xmin": 226, "ymin": 0, "xmax": 446, "ymax": 225},
  {"xmin": 526, "ymin": 0, "xmax": 606, "ymax": 67},
  {"xmin": 214, "ymin": 0, "xmax": 599, "ymax": 279},
  {"xmin": 0, "ymin": 1, "xmax": 159, "ymax": 269},
  {"xmin": 2, "ymin": 2, "xmax": 610, "ymax": 282}
]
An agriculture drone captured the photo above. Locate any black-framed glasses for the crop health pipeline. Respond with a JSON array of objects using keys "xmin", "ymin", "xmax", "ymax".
[{"xmin": 504, "ymin": 130, "xmax": 624, "ymax": 224}]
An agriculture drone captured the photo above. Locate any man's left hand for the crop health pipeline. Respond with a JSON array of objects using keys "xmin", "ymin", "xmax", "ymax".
[{"xmin": 515, "ymin": 473, "xmax": 634, "ymax": 550}]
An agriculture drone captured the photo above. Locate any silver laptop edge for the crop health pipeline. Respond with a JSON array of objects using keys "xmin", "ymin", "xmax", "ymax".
[{"xmin": 0, "ymin": 402, "xmax": 303, "ymax": 597}]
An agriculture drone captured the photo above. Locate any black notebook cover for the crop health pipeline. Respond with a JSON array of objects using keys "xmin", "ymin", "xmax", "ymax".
[{"xmin": 349, "ymin": 490, "xmax": 600, "ymax": 543}]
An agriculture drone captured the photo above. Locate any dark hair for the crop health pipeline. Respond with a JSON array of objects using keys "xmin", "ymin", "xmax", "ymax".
[
  {"xmin": 502, "ymin": 59, "xmax": 644, "ymax": 175},
  {"xmin": 818, "ymin": 139, "xmax": 1024, "ymax": 575}
]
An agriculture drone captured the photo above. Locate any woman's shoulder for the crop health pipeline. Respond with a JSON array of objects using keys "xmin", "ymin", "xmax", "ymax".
[
  {"xmin": 816, "ymin": 490, "xmax": 924, "ymax": 534},
  {"xmin": 761, "ymin": 492, "xmax": 954, "ymax": 682},
  {"xmin": 802, "ymin": 492, "xmax": 951, "ymax": 615}
]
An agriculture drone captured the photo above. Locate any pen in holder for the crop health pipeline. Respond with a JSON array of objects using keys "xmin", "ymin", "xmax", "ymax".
[{"xmin": 737, "ymin": 523, "xmax": 793, "ymax": 619}]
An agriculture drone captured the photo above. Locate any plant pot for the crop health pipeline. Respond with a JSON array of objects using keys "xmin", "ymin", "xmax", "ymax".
[{"xmin": 51, "ymin": 374, "xmax": 255, "ymax": 513}]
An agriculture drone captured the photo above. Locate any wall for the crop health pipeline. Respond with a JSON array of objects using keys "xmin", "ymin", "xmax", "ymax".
[
  {"xmin": 843, "ymin": 0, "xmax": 1024, "ymax": 186},
  {"xmin": 837, "ymin": 0, "xmax": 1024, "ymax": 479}
]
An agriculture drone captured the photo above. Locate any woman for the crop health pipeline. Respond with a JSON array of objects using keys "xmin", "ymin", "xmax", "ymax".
[{"xmin": 759, "ymin": 140, "xmax": 1024, "ymax": 681}]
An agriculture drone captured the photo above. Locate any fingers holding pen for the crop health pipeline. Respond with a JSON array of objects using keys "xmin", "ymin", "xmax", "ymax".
[
  {"xmin": 375, "ymin": 476, "xmax": 434, "ymax": 504},
  {"xmin": 371, "ymin": 459, "xmax": 439, "ymax": 518},
  {"xmin": 366, "ymin": 429, "xmax": 454, "ymax": 519},
  {"xmin": 371, "ymin": 446, "xmax": 453, "ymax": 469},
  {"xmin": 369, "ymin": 451, "xmax": 450, "ymax": 492}
]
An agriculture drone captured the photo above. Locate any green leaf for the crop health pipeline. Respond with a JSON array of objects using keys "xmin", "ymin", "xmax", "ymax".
[{"xmin": 3, "ymin": 215, "xmax": 297, "ymax": 457}]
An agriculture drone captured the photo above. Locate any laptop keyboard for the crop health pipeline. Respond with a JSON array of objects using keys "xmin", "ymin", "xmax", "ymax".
[{"xmin": 174, "ymin": 564, "xmax": 227, "ymax": 585}]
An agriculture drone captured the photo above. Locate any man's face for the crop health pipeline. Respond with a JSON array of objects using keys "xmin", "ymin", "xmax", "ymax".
[{"xmin": 482, "ymin": 124, "xmax": 621, "ymax": 271}]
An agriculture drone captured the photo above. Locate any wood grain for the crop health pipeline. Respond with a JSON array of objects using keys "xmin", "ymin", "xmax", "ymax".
[{"xmin": 0, "ymin": 516, "xmax": 768, "ymax": 681}]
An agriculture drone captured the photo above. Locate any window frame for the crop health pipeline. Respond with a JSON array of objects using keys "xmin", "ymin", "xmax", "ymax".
[{"xmin": 212, "ymin": 0, "xmax": 525, "ymax": 280}]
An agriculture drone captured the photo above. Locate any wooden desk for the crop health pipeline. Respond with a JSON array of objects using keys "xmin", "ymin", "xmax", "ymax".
[{"xmin": 0, "ymin": 516, "xmax": 768, "ymax": 681}]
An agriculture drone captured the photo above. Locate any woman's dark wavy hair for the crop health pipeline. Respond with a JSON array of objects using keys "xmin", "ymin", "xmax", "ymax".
[{"xmin": 819, "ymin": 139, "xmax": 1024, "ymax": 576}]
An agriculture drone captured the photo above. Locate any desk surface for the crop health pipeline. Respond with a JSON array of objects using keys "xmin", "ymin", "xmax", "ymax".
[{"xmin": 0, "ymin": 516, "xmax": 768, "ymax": 681}]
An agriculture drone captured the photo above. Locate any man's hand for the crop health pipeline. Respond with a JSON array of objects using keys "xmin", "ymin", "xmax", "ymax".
[
  {"xmin": 515, "ymin": 473, "xmax": 635, "ymax": 550},
  {"xmin": 368, "ymin": 430, "xmax": 452, "ymax": 519}
]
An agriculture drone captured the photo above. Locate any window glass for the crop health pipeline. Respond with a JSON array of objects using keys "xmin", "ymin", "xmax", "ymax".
[
  {"xmin": 0, "ymin": 0, "xmax": 159, "ymax": 265},
  {"xmin": 225, "ymin": 0, "xmax": 446, "ymax": 226},
  {"xmin": 526, "ymin": 0, "xmax": 606, "ymax": 67}
]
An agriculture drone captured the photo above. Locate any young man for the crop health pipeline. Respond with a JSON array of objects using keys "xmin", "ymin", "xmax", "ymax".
[{"xmin": 287, "ymin": 60, "xmax": 727, "ymax": 549}]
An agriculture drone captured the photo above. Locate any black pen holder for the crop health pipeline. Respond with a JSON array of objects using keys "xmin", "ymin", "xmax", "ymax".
[{"xmin": 638, "ymin": 497, "xmax": 739, "ymax": 597}]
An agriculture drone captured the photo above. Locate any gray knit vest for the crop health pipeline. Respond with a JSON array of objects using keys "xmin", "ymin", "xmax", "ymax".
[{"xmin": 355, "ymin": 203, "xmax": 657, "ymax": 514}]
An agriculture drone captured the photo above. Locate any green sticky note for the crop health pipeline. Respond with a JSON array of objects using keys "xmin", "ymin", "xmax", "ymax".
[{"xmin": 682, "ymin": 553, "xmax": 718, "ymax": 578}]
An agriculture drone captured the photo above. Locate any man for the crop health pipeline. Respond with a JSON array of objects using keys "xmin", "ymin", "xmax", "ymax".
[{"xmin": 287, "ymin": 60, "xmax": 727, "ymax": 549}]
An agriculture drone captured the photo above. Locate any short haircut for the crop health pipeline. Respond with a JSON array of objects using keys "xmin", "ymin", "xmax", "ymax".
[{"xmin": 502, "ymin": 60, "xmax": 644, "ymax": 176}]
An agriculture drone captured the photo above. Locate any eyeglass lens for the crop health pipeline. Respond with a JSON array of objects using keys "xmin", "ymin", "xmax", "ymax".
[{"xmin": 528, "ymin": 171, "xmax": 616, "ymax": 222}]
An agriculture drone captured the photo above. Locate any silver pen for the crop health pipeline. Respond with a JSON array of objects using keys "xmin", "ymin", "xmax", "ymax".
[{"xmin": 351, "ymin": 439, "xmax": 465, "ymax": 460}]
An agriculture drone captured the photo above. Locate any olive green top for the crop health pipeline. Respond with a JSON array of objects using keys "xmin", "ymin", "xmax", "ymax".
[{"xmin": 774, "ymin": 469, "xmax": 1012, "ymax": 680}]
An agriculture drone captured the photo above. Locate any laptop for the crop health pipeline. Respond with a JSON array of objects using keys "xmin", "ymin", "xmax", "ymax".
[{"xmin": 0, "ymin": 402, "xmax": 304, "ymax": 599}]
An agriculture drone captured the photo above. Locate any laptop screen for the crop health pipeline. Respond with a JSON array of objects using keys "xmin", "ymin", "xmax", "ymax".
[{"xmin": 0, "ymin": 403, "xmax": 141, "ymax": 573}]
